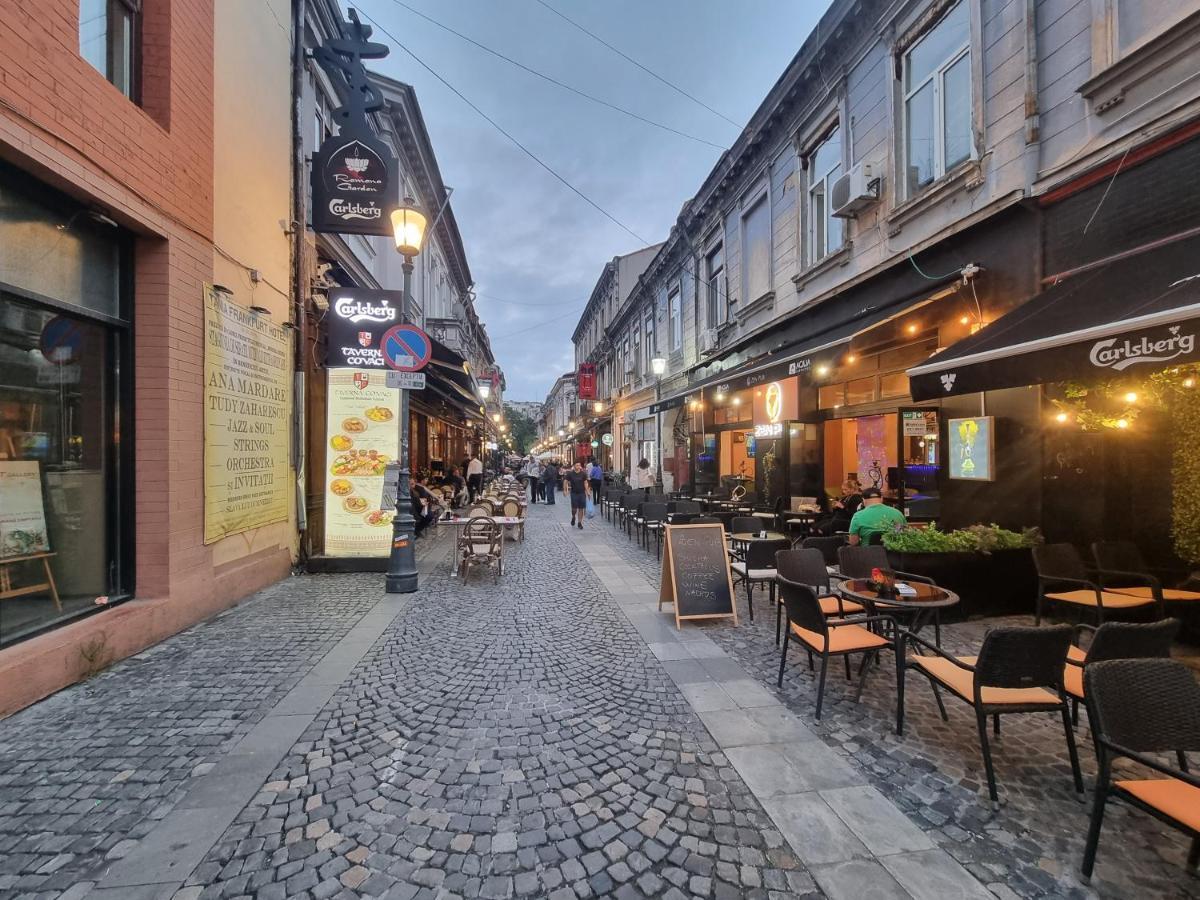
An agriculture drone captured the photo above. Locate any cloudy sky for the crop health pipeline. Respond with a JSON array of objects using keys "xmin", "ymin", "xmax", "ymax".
[{"xmin": 355, "ymin": 0, "xmax": 832, "ymax": 401}]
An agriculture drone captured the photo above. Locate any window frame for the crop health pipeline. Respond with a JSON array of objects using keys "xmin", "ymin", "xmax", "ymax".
[
  {"xmin": 668, "ymin": 284, "xmax": 682, "ymax": 352},
  {"xmin": 643, "ymin": 309, "xmax": 655, "ymax": 371},
  {"xmin": 704, "ymin": 240, "xmax": 726, "ymax": 329},
  {"xmin": 901, "ymin": 1, "xmax": 973, "ymax": 198},
  {"xmin": 739, "ymin": 185, "xmax": 773, "ymax": 307},
  {"xmin": 804, "ymin": 123, "xmax": 845, "ymax": 265},
  {"xmin": 79, "ymin": 0, "xmax": 142, "ymax": 102}
]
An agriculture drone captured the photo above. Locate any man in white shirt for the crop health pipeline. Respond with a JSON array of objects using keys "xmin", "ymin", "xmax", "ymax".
[{"xmin": 466, "ymin": 453, "xmax": 484, "ymax": 502}]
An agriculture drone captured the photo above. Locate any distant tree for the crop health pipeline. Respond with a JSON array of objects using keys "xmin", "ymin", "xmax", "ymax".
[{"xmin": 504, "ymin": 405, "xmax": 539, "ymax": 455}]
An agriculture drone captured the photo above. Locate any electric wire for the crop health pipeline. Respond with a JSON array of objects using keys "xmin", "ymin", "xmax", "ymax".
[{"xmin": 373, "ymin": 0, "xmax": 728, "ymax": 151}]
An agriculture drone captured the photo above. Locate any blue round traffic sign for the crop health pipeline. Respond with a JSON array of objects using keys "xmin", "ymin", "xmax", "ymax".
[
  {"xmin": 380, "ymin": 324, "xmax": 432, "ymax": 372},
  {"xmin": 40, "ymin": 316, "xmax": 83, "ymax": 363}
]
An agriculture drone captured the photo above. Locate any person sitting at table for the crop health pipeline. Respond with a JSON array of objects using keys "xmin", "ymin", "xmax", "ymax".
[
  {"xmin": 412, "ymin": 474, "xmax": 443, "ymax": 538},
  {"xmin": 445, "ymin": 466, "xmax": 468, "ymax": 509},
  {"xmin": 823, "ymin": 478, "xmax": 863, "ymax": 534},
  {"xmin": 847, "ymin": 487, "xmax": 906, "ymax": 545}
]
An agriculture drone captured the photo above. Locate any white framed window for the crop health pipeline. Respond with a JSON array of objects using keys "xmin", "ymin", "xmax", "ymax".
[
  {"xmin": 668, "ymin": 286, "xmax": 682, "ymax": 351},
  {"xmin": 902, "ymin": 0, "xmax": 972, "ymax": 196},
  {"xmin": 741, "ymin": 192, "xmax": 771, "ymax": 305},
  {"xmin": 643, "ymin": 311, "xmax": 655, "ymax": 369},
  {"xmin": 705, "ymin": 242, "xmax": 725, "ymax": 328},
  {"xmin": 806, "ymin": 126, "xmax": 844, "ymax": 263}
]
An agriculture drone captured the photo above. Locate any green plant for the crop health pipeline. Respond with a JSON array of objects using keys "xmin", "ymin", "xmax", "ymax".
[
  {"xmin": 1172, "ymin": 384, "xmax": 1200, "ymax": 564},
  {"xmin": 882, "ymin": 523, "xmax": 1039, "ymax": 553}
]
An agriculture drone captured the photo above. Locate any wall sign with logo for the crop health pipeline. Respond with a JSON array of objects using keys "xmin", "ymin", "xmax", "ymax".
[
  {"xmin": 577, "ymin": 363, "xmax": 596, "ymax": 400},
  {"xmin": 948, "ymin": 416, "xmax": 994, "ymax": 481},
  {"xmin": 326, "ymin": 288, "xmax": 403, "ymax": 368},
  {"xmin": 753, "ymin": 423, "xmax": 783, "ymax": 438},
  {"xmin": 601, "ymin": 433, "xmax": 614, "ymax": 446},
  {"xmin": 752, "ymin": 379, "xmax": 798, "ymax": 426}
]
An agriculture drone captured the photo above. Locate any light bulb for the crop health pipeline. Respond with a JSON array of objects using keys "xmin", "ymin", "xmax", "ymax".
[
  {"xmin": 1124, "ymin": 391, "xmax": 1138, "ymax": 404},
  {"xmin": 1055, "ymin": 412, "xmax": 1069, "ymax": 423},
  {"xmin": 1116, "ymin": 418, "xmax": 1129, "ymax": 429}
]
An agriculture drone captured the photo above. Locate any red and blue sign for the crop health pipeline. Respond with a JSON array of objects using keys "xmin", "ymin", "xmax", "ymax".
[
  {"xmin": 40, "ymin": 316, "xmax": 84, "ymax": 364},
  {"xmin": 380, "ymin": 324, "xmax": 432, "ymax": 372}
]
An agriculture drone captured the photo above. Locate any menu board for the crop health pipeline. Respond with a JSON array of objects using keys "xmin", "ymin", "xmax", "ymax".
[
  {"xmin": 202, "ymin": 286, "xmax": 293, "ymax": 543},
  {"xmin": 659, "ymin": 523, "xmax": 738, "ymax": 627},
  {"xmin": 325, "ymin": 369, "xmax": 398, "ymax": 556},
  {"xmin": 948, "ymin": 416, "xmax": 994, "ymax": 481},
  {"xmin": 0, "ymin": 461, "xmax": 50, "ymax": 558}
]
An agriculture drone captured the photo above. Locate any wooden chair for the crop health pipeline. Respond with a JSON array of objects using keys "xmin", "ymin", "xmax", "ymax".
[
  {"xmin": 1034, "ymin": 543, "xmax": 1161, "ymax": 625},
  {"xmin": 467, "ymin": 504, "xmax": 492, "ymax": 518},
  {"xmin": 500, "ymin": 497, "xmax": 524, "ymax": 541},
  {"xmin": 776, "ymin": 576, "xmax": 901, "ymax": 724},
  {"xmin": 1064, "ymin": 618, "xmax": 1178, "ymax": 725},
  {"xmin": 1081, "ymin": 658, "xmax": 1200, "ymax": 879},
  {"xmin": 903, "ymin": 624, "xmax": 1083, "ymax": 802},
  {"xmin": 730, "ymin": 538, "xmax": 788, "ymax": 622},
  {"xmin": 1092, "ymin": 540, "xmax": 1200, "ymax": 607},
  {"xmin": 458, "ymin": 516, "xmax": 502, "ymax": 583}
]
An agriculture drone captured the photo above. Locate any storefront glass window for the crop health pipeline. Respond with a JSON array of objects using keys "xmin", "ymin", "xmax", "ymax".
[
  {"xmin": 845, "ymin": 377, "xmax": 877, "ymax": 406},
  {"xmin": 880, "ymin": 372, "xmax": 910, "ymax": 399},
  {"xmin": 818, "ymin": 384, "xmax": 844, "ymax": 409}
]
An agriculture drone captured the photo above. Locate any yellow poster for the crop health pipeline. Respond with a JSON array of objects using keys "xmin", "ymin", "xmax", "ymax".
[
  {"xmin": 324, "ymin": 369, "xmax": 398, "ymax": 557},
  {"xmin": 203, "ymin": 285, "xmax": 292, "ymax": 543}
]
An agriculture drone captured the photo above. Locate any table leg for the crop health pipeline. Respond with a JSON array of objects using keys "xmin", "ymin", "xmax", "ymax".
[{"xmin": 43, "ymin": 557, "xmax": 61, "ymax": 611}]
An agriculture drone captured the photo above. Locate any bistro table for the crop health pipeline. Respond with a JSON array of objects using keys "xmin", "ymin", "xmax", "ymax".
[
  {"xmin": 437, "ymin": 515, "xmax": 523, "ymax": 576},
  {"xmin": 837, "ymin": 577, "xmax": 959, "ymax": 646},
  {"xmin": 729, "ymin": 530, "xmax": 788, "ymax": 561}
]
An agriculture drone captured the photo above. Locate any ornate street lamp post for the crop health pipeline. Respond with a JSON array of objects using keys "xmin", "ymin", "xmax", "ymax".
[
  {"xmin": 385, "ymin": 199, "xmax": 427, "ymax": 594},
  {"xmin": 651, "ymin": 356, "xmax": 667, "ymax": 490}
]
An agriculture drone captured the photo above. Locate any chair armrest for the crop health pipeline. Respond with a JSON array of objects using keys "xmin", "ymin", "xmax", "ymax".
[
  {"xmin": 903, "ymin": 630, "xmax": 976, "ymax": 669},
  {"xmin": 1094, "ymin": 568, "xmax": 1161, "ymax": 590},
  {"xmin": 1039, "ymin": 574, "xmax": 1103, "ymax": 593},
  {"xmin": 1100, "ymin": 741, "xmax": 1200, "ymax": 790},
  {"xmin": 891, "ymin": 569, "xmax": 935, "ymax": 586}
]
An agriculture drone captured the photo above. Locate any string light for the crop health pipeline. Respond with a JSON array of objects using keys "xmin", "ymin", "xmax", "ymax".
[{"xmin": 1124, "ymin": 391, "xmax": 1138, "ymax": 404}]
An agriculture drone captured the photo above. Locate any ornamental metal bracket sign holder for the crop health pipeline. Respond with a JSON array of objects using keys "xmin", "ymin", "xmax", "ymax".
[{"xmin": 310, "ymin": 9, "xmax": 400, "ymax": 236}]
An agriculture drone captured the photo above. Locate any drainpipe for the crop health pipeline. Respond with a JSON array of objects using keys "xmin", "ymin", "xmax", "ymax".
[
  {"xmin": 290, "ymin": 0, "xmax": 309, "ymax": 563},
  {"xmin": 1023, "ymin": 0, "xmax": 1041, "ymax": 181}
]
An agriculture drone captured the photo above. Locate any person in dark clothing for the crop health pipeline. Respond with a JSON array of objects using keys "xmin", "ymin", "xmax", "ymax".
[
  {"xmin": 588, "ymin": 459, "xmax": 603, "ymax": 504},
  {"xmin": 411, "ymin": 475, "xmax": 441, "ymax": 537},
  {"xmin": 820, "ymin": 479, "xmax": 863, "ymax": 535},
  {"xmin": 563, "ymin": 461, "xmax": 590, "ymax": 529},
  {"xmin": 541, "ymin": 461, "xmax": 559, "ymax": 505}
]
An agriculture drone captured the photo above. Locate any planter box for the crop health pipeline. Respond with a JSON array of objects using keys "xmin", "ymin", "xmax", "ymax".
[{"xmin": 885, "ymin": 547, "xmax": 1037, "ymax": 619}]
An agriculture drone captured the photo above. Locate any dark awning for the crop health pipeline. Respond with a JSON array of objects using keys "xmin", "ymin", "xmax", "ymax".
[{"xmin": 908, "ymin": 235, "xmax": 1200, "ymax": 401}]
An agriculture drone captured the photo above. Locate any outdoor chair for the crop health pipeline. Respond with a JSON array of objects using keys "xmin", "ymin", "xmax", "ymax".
[
  {"xmin": 903, "ymin": 624, "xmax": 1083, "ymax": 803},
  {"xmin": 1092, "ymin": 540, "xmax": 1200, "ymax": 608},
  {"xmin": 1064, "ymin": 618, "xmax": 1178, "ymax": 725},
  {"xmin": 801, "ymin": 535, "xmax": 846, "ymax": 566},
  {"xmin": 837, "ymin": 545, "xmax": 934, "ymax": 585},
  {"xmin": 774, "ymin": 548, "xmax": 862, "ymax": 645},
  {"xmin": 1080, "ymin": 658, "xmax": 1200, "ymax": 879},
  {"xmin": 731, "ymin": 516, "xmax": 762, "ymax": 535},
  {"xmin": 458, "ymin": 516, "xmax": 502, "ymax": 583},
  {"xmin": 639, "ymin": 503, "xmax": 668, "ymax": 557},
  {"xmin": 500, "ymin": 497, "xmax": 524, "ymax": 541},
  {"xmin": 776, "ymin": 576, "xmax": 902, "ymax": 724},
  {"xmin": 1034, "ymin": 543, "xmax": 1161, "ymax": 625},
  {"xmin": 467, "ymin": 504, "xmax": 492, "ymax": 518},
  {"xmin": 691, "ymin": 516, "xmax": 722, "ymax": 526},
  {"xmin": 670, "ymin": 513, "xmax": 697, "ymax": 526},
  {"xmin": 729, "ymin": 538, "xmax": 788, "ymax": 622}
]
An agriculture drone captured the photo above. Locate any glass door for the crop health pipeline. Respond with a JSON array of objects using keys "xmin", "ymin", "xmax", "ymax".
[{"xmin": 898, "ymin": 408, "xmax": 940, "ymax": 519}]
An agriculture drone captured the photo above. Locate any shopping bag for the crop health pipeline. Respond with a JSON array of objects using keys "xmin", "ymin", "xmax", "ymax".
[{"xmin": 586, "ymin": 496, "xmax": 596, "ymax": 518}]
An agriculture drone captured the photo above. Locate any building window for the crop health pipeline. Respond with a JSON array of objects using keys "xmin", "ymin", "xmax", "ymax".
[
  {"xmin": 742, "ymin": 193, "xmax": 771, "ymax": 305},
  {"xmin": 643, "ymin": 311, "xmax": 655, "ymax": 370},
  {"xmin": 631, "ymin": 327, "xmax": 640, "ymax": 377},
  {"xmin": 668, "ymin": 287, "xmax": 682, "ymax": 351},
  {"xmin": 80, "ymin": 0, "xmax": 139, "ymax": 100},
  {"xmin": 705, "ymin": 243, "xmax": 725, "ymax": 327},
  {"xmin": 903, "ymin": 0, "xmax": 972, "ymax": 196},
  {"xmin": 807, "ymin": 127, "xmax": 844, "ymax": 263}
]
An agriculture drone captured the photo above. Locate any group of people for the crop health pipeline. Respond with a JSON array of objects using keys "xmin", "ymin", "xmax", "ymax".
[
  {"xmin": 521, "ymin": 456, "xmax": 606, "ymax": 529},
  {"xmin": 814, "ymin": 477, "xmax": 907, "ymax": 545},
  {"xmin": 407, "ymin": 452, "xmax": 492, "ymax": 539}
]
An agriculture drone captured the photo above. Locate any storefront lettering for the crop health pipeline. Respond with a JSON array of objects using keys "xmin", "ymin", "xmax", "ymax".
[
  {"xmin": 1088, "ymin": 325, "xmax": 1196, "ymax": 371},
  {"xmin": 754, "ymin": 423, "xmax": 783, "ymax": 438},
  {"xmin": 333, "ymin": 297, "xmax": 397, "ymax": 323},
  {"xmin": 329, "ymin": 198, "xmax": 383, "ymax": 221}
]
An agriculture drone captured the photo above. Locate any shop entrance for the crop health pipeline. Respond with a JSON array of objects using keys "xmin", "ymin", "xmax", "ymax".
[{"xmin": 822, "ymin": 410, "xmax": 940, "ymax": 518}]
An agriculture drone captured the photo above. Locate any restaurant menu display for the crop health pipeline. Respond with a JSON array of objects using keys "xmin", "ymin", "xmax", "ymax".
[
  {"xmin": 948, "ymin": 416, "xmax": 995, "ymax": 481},
  {"xmin": 325, "ymin": 370, "xmax": 398, "ymax": 557},
  {"xmin": 203, "ymin": 286, "xmax": 292, "ymax": 543},
  {"xmin": 0, "ymin": 461, "xmax": 50, "ymax": 559},
  {"xmin": 659, "ymin": 523, "xmax": 738, "ymax": 627}
]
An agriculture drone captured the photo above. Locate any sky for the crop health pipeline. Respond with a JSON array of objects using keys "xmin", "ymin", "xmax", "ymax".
[{"xmin": 353, "ymin": 0, "xmax": 834, "ymax": 401}]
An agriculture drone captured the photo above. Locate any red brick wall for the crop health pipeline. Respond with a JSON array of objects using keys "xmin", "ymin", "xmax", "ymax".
[{"xmin": 0, "ymin": 0, "xmax": 292, "ymax": 716}]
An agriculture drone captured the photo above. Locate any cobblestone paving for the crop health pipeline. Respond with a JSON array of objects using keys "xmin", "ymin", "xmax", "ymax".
[
  {"xmin": 0, "ymin": 576, "xmax": 381, "ymax": 898},
  {"xmin": 597, "ymin": 519, "xmax": 1200, "ymax": 900}
]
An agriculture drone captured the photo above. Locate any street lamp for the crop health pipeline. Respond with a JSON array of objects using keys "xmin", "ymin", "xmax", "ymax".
[
  {"xmin": 385, "ymin": 198, "xmax": 426, "ymax": 594},
  {"xmin": 492, "ymin": 413, "xmax": 501, "ymax": 423},
  {"xmin": 478, "ymin": 382, "xmax": 491, "ymax": 401},
  {"xmin": 593, "ymin": 401, "xmax": 603, "ymax": 414},
  {"xmin": 650, "ymin": 356, "xmax": 667, "ymax": 489}
]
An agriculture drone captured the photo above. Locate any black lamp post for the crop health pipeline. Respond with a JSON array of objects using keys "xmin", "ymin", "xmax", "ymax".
[
  {"xmin": 651, "ymin": 356, "xmax": 667, "ymax": 490},
  {"xmin": 385, "ymin": 198, "xmax": 427, "ymax": 594}
]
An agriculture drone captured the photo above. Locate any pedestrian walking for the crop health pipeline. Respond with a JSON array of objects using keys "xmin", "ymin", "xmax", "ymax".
[
  {"xmin": 563, "ymin": 461, "xmax": 590, "ymax": 529},
  {"xmin": 466, "ymin": 452, "xmax": 483, "ymax": 502},
  {"xmin": 588, "ymin": 458, "xmax": 603, "ymax": 504},
  {"xmin": 524, "ymin": 456, "xmax": 542, "ymax": 502},
  {"xmin": 541, "ymin": 459, "xmax": 558, "ymax": 505},
  {"xmin": 635, "ymin": 457, "xmax": 654, "ymax": 497}
]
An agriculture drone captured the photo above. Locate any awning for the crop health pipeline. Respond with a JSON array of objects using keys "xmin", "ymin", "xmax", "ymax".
[{"xmin": 907, "ymin": 235, "xmax": 1200, "ymax": 401}]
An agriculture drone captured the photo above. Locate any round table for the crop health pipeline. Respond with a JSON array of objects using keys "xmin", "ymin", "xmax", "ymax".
[
  {"xmin": 730, "ymin": 532, "xmax": 788, "ymax": 542},
  {"xmin": 837, "ymin": 578, "xmax": 959, "ymax": 645}
]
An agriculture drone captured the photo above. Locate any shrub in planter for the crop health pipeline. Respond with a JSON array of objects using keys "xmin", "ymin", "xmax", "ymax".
[{"xmin": 882, "ymin": 525, "xmax": 1042, "ymax": 618}]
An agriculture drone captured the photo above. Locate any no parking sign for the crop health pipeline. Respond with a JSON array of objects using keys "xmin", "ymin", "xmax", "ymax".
[{"xmin": 380, "ymin": 324, "xmax": 432, "ymax": 372}]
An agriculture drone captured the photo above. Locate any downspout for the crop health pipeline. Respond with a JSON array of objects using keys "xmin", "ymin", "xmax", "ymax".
[
  {"xmin": 1023, "ymin": 0, "xmax": 1041, "ymax": 183},
  {"xmin": 291, "ymin": 0, "xmax": 309, "ymax": 565}
]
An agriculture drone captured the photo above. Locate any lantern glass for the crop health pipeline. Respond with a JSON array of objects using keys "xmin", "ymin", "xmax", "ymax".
[{"xmin": 391, "ymin": 199, "xmax": 427, "ymax": 257}]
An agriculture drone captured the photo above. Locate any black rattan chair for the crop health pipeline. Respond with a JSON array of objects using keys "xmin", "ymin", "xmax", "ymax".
[
  {"xmin": 730, "ymin": 538, "xmax": 788, "ymax": 622},
  {"xmin": 1081, "ymin": 658, "xmax": 1200, "ymax": 879},
  {"xmin": 801, "ymin": 535, "xmax": 846, "ymax": 566},
  {"xmin": 776, "ymin": 576, "xmax": 901, "ymax": 725},
  {"xmin": 1034, "ymin": 543, "xmax": 1161, "ymax": 624},
  {"xmin": 1064, "ymin": 618, "xmax": 1179, "ymax": 725},
  {"xmin": 731, "ymin": 516, "xmax": 762, "ymax": 535},
  {"xmin": 903, "ymin": 624, "xmax": 1082, "ymax": 802},
  {"xmin": 1092, "ymin": 540, "xmax": 1200, "ymax": 608},
  {"xmin": 774, "ymin": 548, "xmax": 861, "ymax": 646},
  {"xmin": 837, "ymin": 545, "xmax": 934, "ymax": 585},
  {"xmin": 640, "ymin": 503, "xmax": 668, "ymax": 557}
]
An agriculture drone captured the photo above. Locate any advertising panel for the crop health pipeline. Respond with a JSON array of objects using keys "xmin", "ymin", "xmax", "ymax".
[
  {"xmin": 325, "ymin": 370, "xmax": 399, "ymax": 556},
  {"xmin": 203, "ymin": 286, "xmax": 292, "ymax": 544},
  {"xmin": 0, "ymin": 461, "xmax": 50, "ymax": 558},
  {"xmin": 948, "ymin": 416, "xmax": 995, "ymax": 481},
  {"xmin": 326, "ymin": 288, "xmax": 404, "ymax": 368}
]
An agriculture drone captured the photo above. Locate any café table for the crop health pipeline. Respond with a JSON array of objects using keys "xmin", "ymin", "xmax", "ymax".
[
  {"xmin": 729, "ymin": 530, "xmax": 788, "ymax": 560},
  {"xmin": 837, "ymin": 577, "xmax": 959, "ymax": 646},
  {"xmin": 438, "ymin": 515, "xmax": 523, "ymax": 576}
]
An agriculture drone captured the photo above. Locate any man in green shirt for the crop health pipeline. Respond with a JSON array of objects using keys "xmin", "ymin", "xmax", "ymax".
[{"xmin": 847, "ymin": 487, "xmax": 907, "ymax": 545}]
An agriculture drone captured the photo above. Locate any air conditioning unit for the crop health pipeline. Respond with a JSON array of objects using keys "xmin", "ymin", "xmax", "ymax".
[
  {"xmin": 698, "ymin": 328, "xmax": 720, "ymax": 355},
  {"xmin": 831, "ymin": 162, "xmax": 881, "ymax": 218}
]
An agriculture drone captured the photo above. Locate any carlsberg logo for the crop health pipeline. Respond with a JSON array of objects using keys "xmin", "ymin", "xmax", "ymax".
[
  {"xmin": 334, "ymin": 297, "xmax": 396, "ymax": 324},
  {"xmin": 1088, "ymin": 325, "xmax": 1195, "ymax": 371},
  {"xmin": 330, "ymin": 199, "xmax": 382, "ymax": 220}
]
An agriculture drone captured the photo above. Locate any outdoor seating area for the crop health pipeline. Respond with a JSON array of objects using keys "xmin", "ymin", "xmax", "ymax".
[
  {"xmin": 592, "ymin": 493, "xmax": 1200, "ymax": 891},
  {"xmin": 437, "ymin": 476, "xmax": 529, "ymax": 581}
]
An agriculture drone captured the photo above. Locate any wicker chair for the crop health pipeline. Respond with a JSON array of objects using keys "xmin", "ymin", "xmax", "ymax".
[
  {"xmin": 500, "ymin": 497, "xmax": 524, "ymax": 541},
  {"xmin": 458, "ymin": 516, "xmax": 502, "ymax": 583},
  {"xmin": 729, "ymin": 538, "xmax": 788, "ymax": 622},
  {"xmin": 1064, "ymin": 618, "xmax": 1178, "ymax": 725},
  {"xmin": 467, "ymin": 504, "xmax": 492, "ymax": 518},
  {"xmin": 639, "ymin": 503, "xmax": 668, "ymax": 557},
  {"xmin": 1081, "ymin": 658, "xmax": 1200, "ymax": 879},
  {"xmin": 1034, "ymin": 543, "xmax": 1161, "ymax": 624},
  {"xmin": 837, "ymin": 545, "xmax": 934, "ymax": 585},
  {"xmin": 903, "ymin": 624, "xmax": 1083, "ymax": 802},
  {"xmin": 774, "ymin": 548, "xmax": 862, "ymax": 645},
  {"xmin": 1092, "ymin": 540, "xmax": 1200, "ymax": 607},
  {"xmin": 801, "ymin": 534, "xmax": 846, "ymax": 566},
  {"xmin": 776, "ymin": 576, "xmax": 902, "ymax": 725}
]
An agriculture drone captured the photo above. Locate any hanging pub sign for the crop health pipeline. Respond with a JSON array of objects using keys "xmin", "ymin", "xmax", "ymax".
[
  {"xmin": 326, "ymin": 288, "xmax": 404, "ymax": 368},
  {"xmin": 310, "ymin": 10, "xmax": 399, "ymax": 237},
  {"xmin": 577, "ymin": 363, "xmax": 597, "ymax": 400}
]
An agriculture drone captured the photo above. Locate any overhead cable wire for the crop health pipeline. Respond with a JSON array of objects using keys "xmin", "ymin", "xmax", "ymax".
[
  {"xmin": 358, "ymin": 9, "xmax": 653, "ymax": 248},
  {"xmin": 375, "ymin": 0, "xmax": 728, "ymax": 151},
  {"xmin": 531, "ymin": 0, "xmax": 742, "ymax": 130},
  {"xmin": 491, "ymin": 307, "xmax": 582, "ymax": 339}
]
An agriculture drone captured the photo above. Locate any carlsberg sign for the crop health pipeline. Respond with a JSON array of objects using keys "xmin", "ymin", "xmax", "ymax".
[{"xmin": 1089, "ymin": 324, "xmax": 1196, "ymax": 371}]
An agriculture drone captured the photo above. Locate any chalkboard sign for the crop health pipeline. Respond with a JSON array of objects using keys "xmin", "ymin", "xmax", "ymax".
[{"xmin": 660, "ymin": 524, "xmax": 739, "ymax": 628}]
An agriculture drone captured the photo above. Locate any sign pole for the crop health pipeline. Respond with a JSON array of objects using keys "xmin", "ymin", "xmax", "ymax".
[{"xmin": 386, "ymin": 259, "xmax": 419, "ymax": 593}]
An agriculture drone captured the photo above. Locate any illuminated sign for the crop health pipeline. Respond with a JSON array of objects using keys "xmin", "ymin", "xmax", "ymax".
[
  {"xmin": 764, "ymin": 382, "xmax": 783, "ymax": 422},
  {"xmin": 754, "ymin": 423, "xmax": 783, "ymax": 439},
  {"xmin": 948, "ymin": 416, "xmax": 994, "ymax": 481}
]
